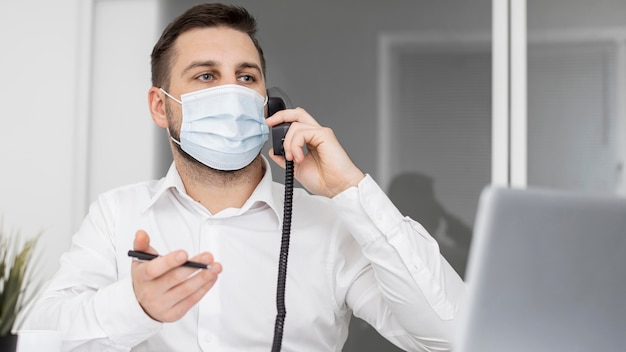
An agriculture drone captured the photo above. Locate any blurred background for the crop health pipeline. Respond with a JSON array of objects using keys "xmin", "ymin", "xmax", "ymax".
[{"xmin": 1, "ymin": 0, "xmax": 625, "ymax": 350}]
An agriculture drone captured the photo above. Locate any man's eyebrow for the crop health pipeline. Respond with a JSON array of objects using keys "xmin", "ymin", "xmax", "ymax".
[
  {"xmin": 181, "ymin": 60, "xmax": 218, "ymax": 76},
  {"xmin": 237, "ymin": 62, "xmax": 262, "ymax": 74}
]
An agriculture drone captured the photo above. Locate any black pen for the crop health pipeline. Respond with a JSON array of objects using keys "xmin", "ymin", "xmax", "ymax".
[{"xmin": 128, "ymin": 250, "xmax": 211, "ymax": 270}]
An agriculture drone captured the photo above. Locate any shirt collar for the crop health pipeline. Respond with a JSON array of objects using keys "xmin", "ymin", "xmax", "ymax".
[{"xmin": 144, "ymin": 156, "xmax": 285, "ymax": 227}]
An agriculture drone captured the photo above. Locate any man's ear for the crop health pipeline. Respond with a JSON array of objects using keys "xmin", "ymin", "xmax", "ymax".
[{"xmin": 148, "ymin": 87, "xmax": 168, "ymax": 128}]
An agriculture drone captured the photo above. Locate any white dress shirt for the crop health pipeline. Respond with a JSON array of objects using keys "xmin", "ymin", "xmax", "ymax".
[{"xmin": 24, "ymin": 157, "xmax": 466, "ymax": 351}]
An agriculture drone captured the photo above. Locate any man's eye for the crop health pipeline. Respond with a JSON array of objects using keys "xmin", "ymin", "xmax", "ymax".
[
  {"xmin": 238, "ymin": 75, "xmax": 255, "ymax": 83},
  {"xmin": 198, "ymin": 73, "xmax": 213, "ymax": 81}
]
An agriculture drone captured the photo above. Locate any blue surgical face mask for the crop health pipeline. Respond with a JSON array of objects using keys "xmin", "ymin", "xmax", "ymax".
[{"xmin": 161, "ymin": 84, "xmax": 269, "ymax": 170}]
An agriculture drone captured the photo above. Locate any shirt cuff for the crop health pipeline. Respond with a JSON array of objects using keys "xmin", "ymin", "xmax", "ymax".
[
  {"xmin": 94, "ymin": 276, "xmax": 162, "ymax": 347},
  {"xmin": 332, "ymin": 174, "xmax": 405, "ymax": 246}
]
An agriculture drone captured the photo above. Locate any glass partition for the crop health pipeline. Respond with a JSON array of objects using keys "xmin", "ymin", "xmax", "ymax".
[{"xmin": 526, "ymin": 0, "xmax": 626, "ymax": 195}]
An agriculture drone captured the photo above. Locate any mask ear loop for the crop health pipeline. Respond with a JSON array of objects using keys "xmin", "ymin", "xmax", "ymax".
[
  {"xmin": 159, "ymin": 88, "xmax": 182, "ymax": 105},
  {"xmin": 167, "ymin": 128, "xmax": 182, "ymax": 146},
  {"xmin": 159, "ymin": 88, "xmax": 183, "ymax": 145}
]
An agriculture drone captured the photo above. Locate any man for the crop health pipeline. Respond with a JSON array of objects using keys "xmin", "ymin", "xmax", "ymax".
[{"xmin": 24, "ymin": 3, "xmax": 466, "ymax": 351}]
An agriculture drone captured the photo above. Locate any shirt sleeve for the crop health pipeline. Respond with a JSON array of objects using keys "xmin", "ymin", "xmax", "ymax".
[
  {"xmin": 331, "ymin": 174, "xmax": 468, "ymax": 351},
  {"xmin": 22, "ymin": 195, "xmax": 162, "ymax": 351}
]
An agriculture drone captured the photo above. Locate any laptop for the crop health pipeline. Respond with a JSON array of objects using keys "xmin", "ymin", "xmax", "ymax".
[{"xmin": 457, "ymin": 186, "xmax": 626, "ymax": 352}]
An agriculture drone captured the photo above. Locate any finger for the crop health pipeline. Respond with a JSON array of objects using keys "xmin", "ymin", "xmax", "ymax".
[
  {"xmin": 187, "ymin": 252, "xmax": 223, "ymax": 273},
  {"xmin": 208, "ymin": 261, "xmax": 223, "ymax": 274},
  {"xmin": 133, "ymin": 230, "xmax": 189, "ymax": 280},
  {"xmin": 187, "ymin": 252, "xmax": 214, "ymax": 265},
  {"xmin": 157, "ymin": 261, "xmax": 221, "ymax": 320},
  {"xmin": 140, "ymin": 250, "xmax": 190, "ymax": 281},
  {"xmin": 169, "ymin": 267, "xmax": 218, "ymax": 298},
  {"xmin": 132, "ymin": 258, "xmax": 202, "ymax": 321},
  {"xmin": 284, "ymin": 124, "xmax": 328, "ymax": 163},
  {"xmin": 265, "ymin": 107, "xmax": 319, "ymax": 127},
  {"xmin": 278, "ymin": 122, "xmax": 304, "ymax": 162},
  {"xmin": 133, "ymin": 230, "xmax": 153, "ymax": 253},
  {"xmin": 153, "ymin": 251, "xmax": 222, "ymax": 288},
  {"xmin": 160, "ymin": 271, "xmax": 220, "ymax": 321}
]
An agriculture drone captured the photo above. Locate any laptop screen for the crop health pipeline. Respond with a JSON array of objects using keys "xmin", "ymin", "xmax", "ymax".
[{"xmin": 457, "ymin": 186, "xmax": 626, "ymax": 352}]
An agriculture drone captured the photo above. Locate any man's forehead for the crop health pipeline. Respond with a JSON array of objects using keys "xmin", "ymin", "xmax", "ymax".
[{"xmin": 172, "ymin": 27, "xmax": 261, "ymax": 70}]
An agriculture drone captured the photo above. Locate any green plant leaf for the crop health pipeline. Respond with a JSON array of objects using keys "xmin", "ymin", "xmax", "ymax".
[{"xmin": 0, "ymin": 229, "xmax": 39, "ymax": 336}]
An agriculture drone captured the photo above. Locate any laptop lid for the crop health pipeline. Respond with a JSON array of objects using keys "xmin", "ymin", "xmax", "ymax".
[{"xmin": 458, "ymin": 186, "xmax": 626, "ymax": 352}]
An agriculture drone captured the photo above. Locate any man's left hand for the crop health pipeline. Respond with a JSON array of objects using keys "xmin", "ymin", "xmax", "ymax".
[{"xmin": 266, "ymin": 107, "xmax": 365, "ymax": 198}]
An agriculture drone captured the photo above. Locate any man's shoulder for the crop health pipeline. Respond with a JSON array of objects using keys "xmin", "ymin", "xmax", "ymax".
[{"xmin": 95, "ymin": 178, "xmax": 164, "ymax": 206}]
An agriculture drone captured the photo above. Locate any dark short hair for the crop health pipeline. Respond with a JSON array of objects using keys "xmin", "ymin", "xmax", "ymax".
[{"xmin": 150, "ymin": 3, "xmax": 266, "ymax": 89}]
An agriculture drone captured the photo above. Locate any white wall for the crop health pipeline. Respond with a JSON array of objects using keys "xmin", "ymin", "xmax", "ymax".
[
  {"xmin": 87, "ymin": 0, "xmax": 161, "ymax": 202},
  {"xmin": 0, "ymin": 0, "xmax": 80, "ymax": 281},
  {"xmin": 0, "ymin": 0, "xmax": 160, "ymax": 283}
]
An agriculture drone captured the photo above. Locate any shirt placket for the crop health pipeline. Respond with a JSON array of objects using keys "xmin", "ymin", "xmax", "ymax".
[{"xmin": 197, "ymin": 218, "xmax": 222, "ymax": 351}]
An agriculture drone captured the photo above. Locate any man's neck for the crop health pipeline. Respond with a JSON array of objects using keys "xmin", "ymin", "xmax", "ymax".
[{"xmin": 175, "ymin": 154, "xmax": 265, "ymax": 214}]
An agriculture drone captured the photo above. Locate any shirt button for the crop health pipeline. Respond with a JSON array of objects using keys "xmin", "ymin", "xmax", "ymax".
[{"xmin": 204, "ymin": 334, "xmax": 212, "ymax": 343}]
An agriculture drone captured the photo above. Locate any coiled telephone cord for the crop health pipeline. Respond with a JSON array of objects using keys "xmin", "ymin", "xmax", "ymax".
[{"xmin": 271, "ymin": 159, "xmax": 294, "ymax": 352}]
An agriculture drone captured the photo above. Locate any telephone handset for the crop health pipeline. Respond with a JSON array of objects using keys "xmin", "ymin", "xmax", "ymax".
[
  {"xmin": 266, "ymin": 87, "xmax": 293, "ymax": 352},
  {"xmin": 267, "ymin": 87, "xmax": 293, "ymax": 156}
]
